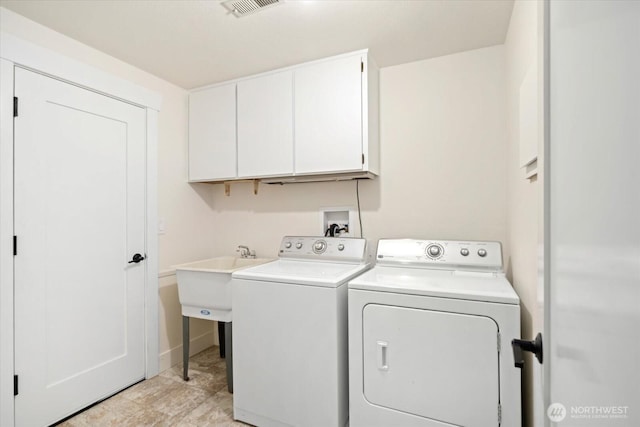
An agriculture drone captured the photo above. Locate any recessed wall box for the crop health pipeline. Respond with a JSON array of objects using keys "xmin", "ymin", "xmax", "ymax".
[{"xmin": 320, "ymin": 207, "xmax": 354, "ymax": 237}]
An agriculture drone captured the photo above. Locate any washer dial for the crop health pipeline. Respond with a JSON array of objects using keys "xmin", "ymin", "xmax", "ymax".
[
  {"xmin": 313, "ymin": 240, "xmax": 327, "ymax": 254},
  {"xmin": 425, "ymin": 243, "xmax": 444, "ymax": 259}
]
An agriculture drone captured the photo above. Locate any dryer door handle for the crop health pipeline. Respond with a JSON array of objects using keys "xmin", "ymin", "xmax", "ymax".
[{"xmin": 377, "ymin": 341, "xmax": 389, "ymax": 371}]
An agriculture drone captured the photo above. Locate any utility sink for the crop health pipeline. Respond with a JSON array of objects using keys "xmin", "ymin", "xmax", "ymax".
[
  {"xmin": 174, "ymin": 256, "xmax": 273, "ymax": 322},
  {"xmin": 175, "ymin": 256, "xmax": 272, "ymax": 391}
]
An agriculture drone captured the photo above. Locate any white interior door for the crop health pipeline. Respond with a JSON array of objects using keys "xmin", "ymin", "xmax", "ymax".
[
  {"xmin": 14, "ymin": 67, "xmax": 147, "ymax": 426},
  {"xmin": 547, "ymin": 1, "xmax": 640, "ymax": 426}
]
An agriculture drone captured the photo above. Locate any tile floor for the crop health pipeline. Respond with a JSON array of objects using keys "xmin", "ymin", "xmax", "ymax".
[{"xmin": 58, "ymin": 346, "xmax": 246, "ymax": 426}]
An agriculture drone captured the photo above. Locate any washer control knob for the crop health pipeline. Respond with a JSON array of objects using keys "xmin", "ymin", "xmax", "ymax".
[
  {"xmin": 478, "ymin": 248, "xmax": 487, "ymax": 257},
  {"xmin": 313, "ymin": 240, "xmax": 327, "ymax": 253},
  {"xmin": 460, "ymin": 248, "xmax": 469, "ymax": 256},
  {"xmin": 427, "ymin": 244, "xmax": 442, "ymax": 258},
  {"xmin": 295, "ymin": 242, "xmax": 303, "ymax": 249},
  {"xmin": 285, "ymin": 242, "xmax": 292, "ymax": 249},
  {"xmin": 337, "ymin": 244, "xmax": 345, "ymax": 251}
]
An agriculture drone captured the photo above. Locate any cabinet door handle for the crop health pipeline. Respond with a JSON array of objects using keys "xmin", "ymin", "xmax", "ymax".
[{"xmin": 377, "ymin": 340, "xmax": 388, "ymax": 371}]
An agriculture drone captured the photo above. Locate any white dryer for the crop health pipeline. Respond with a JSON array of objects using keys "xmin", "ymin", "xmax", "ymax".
[{"xmin": 348, "ymin": 239, "xmax": 521, "ymax": 427}]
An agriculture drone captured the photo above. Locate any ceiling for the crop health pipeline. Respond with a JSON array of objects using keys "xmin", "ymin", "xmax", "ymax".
[{"xmin": 0, "ymin": 0, "xmax": 514, "ymax": 89}]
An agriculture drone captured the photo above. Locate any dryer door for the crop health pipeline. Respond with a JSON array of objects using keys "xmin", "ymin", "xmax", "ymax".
[{"xmin": 363, "ymin": 304, "xmax": 500, "ymax": 426}]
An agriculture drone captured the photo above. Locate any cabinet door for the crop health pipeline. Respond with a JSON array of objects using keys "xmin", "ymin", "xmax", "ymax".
[
  {"xmin": 294, "ymin": 54, "xmax": 363, "ymax": 174},
  {"xmin": 188, "ymin": 84, "xmax": 236, "ymax": 181},
  {"xmin": 237, "ymin": 71, "xmax": 293, "ymax": 177}
]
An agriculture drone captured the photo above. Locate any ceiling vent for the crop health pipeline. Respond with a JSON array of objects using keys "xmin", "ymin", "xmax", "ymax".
[{"xmin": 222, "ymin": 0, "xmax": 283, "ymax": 18}]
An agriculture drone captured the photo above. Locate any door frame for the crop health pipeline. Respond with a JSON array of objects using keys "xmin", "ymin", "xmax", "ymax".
[
  {"xmin": 542, "ymin": 1, "xmax": 551, "ymax": 425},
  {"xmin": 0, "ymin": 32, "xmax": 161, "ymax": 427}
]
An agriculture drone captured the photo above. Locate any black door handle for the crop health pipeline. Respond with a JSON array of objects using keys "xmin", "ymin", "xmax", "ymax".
[
  {"xmin": 128, "ymin": 253, "xmax": 145, "ymax": 264},
  {"xmin": 512, "ymin": 333, "xmax": 543, "ymax": 368}
]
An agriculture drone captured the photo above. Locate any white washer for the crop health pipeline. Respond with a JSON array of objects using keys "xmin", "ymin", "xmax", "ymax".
[
  {"xmin": 231, "ymin": 236, "xmax": 371, "ymax": 427},
  {"xmin": 348, "ymin": 239, "xmax": 521, "ymax": 427}
]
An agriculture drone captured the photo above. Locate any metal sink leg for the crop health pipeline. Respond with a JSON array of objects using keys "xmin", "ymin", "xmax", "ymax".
[
  {"xmin": 218, "ymin": 321, "xmax": 225, "ymax": 358},
  {"xmin": 182, "ymin": 315, "xmax": 190, "ymax": 381},
  {"xmin": 225, "ymin": 322, "xmax": 233, "ymax": 393}
]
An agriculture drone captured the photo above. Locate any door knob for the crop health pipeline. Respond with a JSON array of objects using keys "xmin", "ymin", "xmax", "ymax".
[
  {"xmin": 512, "ymin": 333, "xmax": 543, "ymax": 368},
  {"xmin": 128, "ymin": 253, "xmax": 145, "ymax": 264}
]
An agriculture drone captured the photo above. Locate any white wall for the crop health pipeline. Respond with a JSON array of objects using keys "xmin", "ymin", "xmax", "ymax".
[
  {"xmin": 1, "ymin": 6, "xmax": 517, "ymax": 386},
  {"xmin": 0, "ymin": 8, "xmax": 217, "ymax": 372},
  {"xmin": 505, "ymin": 1, "xmax": 544, "ymax": 426},
  {"xmin": 205, "ymin": 45, "xmax": 509, "ymax": 263}
]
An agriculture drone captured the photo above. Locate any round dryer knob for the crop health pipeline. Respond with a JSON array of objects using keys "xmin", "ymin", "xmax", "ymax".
[
  {"xmin": 460, "ymin": 248, "xmax": 469, "ymax": 256},
  {"xmin": 295, "ymin": 243, "xmax": 303, "ymax": 249},
  {"xmin": 337, "ymin": 244, "xmax": 345, "ymax": 251},
  {"xmin": 477, "ymin": 248, "xmax": 487, "ymax": 257},
  {"xmin": 285, "ymin": 242, "xmax": 292, "ymax": 249}
]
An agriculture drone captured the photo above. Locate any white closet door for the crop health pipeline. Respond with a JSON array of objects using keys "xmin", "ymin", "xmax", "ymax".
[
  {"xmin": 14, "ymin": 67, "xmax": 146, "ymax": 426},
  {"xmin": 547, "ymin": 2, "xmax": 640, "ymax": 426},
  {"xmin": 237, "ymin": 70, "xmax": 293, "ymax": 177}
]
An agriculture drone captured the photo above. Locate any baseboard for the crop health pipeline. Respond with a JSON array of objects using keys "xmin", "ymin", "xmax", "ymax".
[{"xmin": 158, "ymin": 331, "xmax": 215, "ymax": 373}]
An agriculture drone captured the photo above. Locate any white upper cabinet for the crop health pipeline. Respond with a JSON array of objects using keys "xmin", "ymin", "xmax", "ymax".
[
  {"xmin": 187, "ymin": 50, "xmax": 379, "ymax": 183},
  {"xmin": 293, "ymin": 51, "xmax": 379, "ymax": 178},
  {"xmin": 188, "ymin": 83, "xmax": 237, "ymax": 181},
  {"xmin": 294, "ymin": 54, "xmax": 364, "ymax": 175},
  {"xmin": 237, "ymin": 71, "xmax": 294, "ymax": 178}
]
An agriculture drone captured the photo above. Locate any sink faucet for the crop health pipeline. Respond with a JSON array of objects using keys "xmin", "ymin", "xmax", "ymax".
[{"xmin": 237, "ymin": 245, "xmax": 256, "ymax": 259}]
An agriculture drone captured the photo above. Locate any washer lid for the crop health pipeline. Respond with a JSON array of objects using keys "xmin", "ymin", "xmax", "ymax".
[
  {"xmin": 232, "ymin": 259, "xmax": 371, "ymax": 287},
  {"xmin": 348, "ymin": 266, "xmax": 519, "ymax": 304}
]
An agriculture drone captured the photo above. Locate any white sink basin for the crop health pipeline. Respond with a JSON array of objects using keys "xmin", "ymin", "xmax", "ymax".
[{"xmin": 174, "ymin": 256, "xmax": 273, "ymax": 321}]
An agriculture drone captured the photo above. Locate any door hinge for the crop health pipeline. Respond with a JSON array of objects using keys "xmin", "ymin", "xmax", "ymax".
[
  {"xmin": 13, "ymin": 97, "xmax": 18, "ymax": 117},
  {"xmin": 361, "ymin": 61, "xmax": 364, "ymax": 73},
  {"xmin": 497, "ymin": 332, "xmax": 501, "ymax": 353},
  {"xmin": 498, "ymin": 403, "xmax": 502, "ymax": 424},
  {"xmin": 14, "ymin": 375, "xmax": 18, "ymax": 396},
  {"xmin": 362, "ymin": 153, "xmax": 365, "ymax": 164},
  {"xmin": 13, "ymin": 236, "xmax": 17, "ymax": 256}
]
